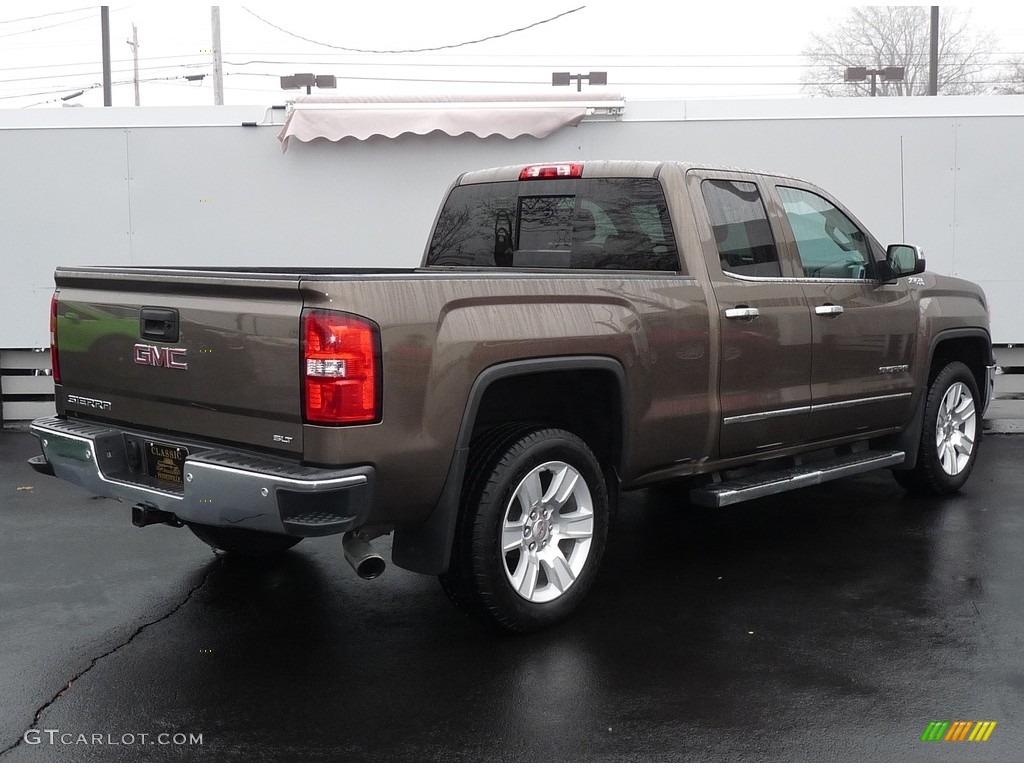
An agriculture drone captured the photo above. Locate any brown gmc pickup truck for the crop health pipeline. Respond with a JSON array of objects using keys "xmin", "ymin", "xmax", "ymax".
[{"xmin": 30, "ymin": 161, "xmax": 994, "ymax": 631}]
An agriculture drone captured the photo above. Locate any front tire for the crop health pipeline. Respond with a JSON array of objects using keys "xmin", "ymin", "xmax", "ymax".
[
  {"xmin": 894, "ymin": 361, "xmax": 980, "ymax": 495},
  {"xmin": 440, "ymin": 427, "xmax": 609, "ymax": 632},
  {"xmin": 187, "ymin": 523, "xmax": 302, "ymax": 555}
]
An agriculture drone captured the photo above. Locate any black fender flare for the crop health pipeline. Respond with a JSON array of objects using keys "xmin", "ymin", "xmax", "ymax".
[
  {"xmin": 891, "ymin": 327, "xmax": 992, "ymax": 469},
  {"xmin": 927, "ymin": 327, "xmax": 994, "ymax": 408},
  {"xmin": 391, "ymin": 355, "xmax": 628, "ymax": 575}
]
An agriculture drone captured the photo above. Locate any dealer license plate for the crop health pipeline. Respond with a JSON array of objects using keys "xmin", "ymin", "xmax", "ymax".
[{"xmin": 144, "ymin": 440, "xmax": 189, "ymax": 488}]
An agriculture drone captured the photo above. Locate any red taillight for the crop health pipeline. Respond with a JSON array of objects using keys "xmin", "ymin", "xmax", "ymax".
[
  {"xmin": 519, "ymin": 163, "xmax": 583, "ymax": 180},
  {"xmin": 302, "ymin": 310, "xmax": 380, "ymax": 425},
  {"xmin": 50, "ymin": 293, "xmax": 61, "ymax": 385}
]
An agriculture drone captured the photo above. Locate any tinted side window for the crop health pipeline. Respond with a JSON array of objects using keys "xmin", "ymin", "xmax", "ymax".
[
  {"xmin": 700, "ymin": 179, "xmax": 781, "ymax": 278},
  {"xmin": 426, "ymin": 178, "xmax": 681, "ymax": 272},
  {"xmin": 777, "ymin": 186, "xmax": 871, "ymax": 279}
]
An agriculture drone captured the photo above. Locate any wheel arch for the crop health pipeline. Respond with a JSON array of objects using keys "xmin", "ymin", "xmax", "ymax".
[
  {"xmin": 887, "ymin": 328, "xmax": 992, "ymax": 469},
  {"xmin": 928, "ymin": 328, "xmax": 993, "ymax": 394},
  {"xmin": 391, "ymin": 355, "xmax": 628, "ymax": 575}
]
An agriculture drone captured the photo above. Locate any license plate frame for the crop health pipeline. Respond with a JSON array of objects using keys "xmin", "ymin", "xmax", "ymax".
[{"xmin": 144, "ymin": 440, "xmax": 189, "ymax": 488}]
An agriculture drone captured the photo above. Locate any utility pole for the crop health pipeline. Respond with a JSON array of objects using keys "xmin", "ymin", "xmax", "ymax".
[
  {"xmin": 101, "ymin": 6, "xmax": 112, "ymax": 106},
  {"xmin": 127, "ymin": 23, "xmax": 140, "ymax": 106},
  {"xmin": 211, "ymin": 6, "xmax": 224, "ymax": 105},
  {"xmin": 928, "ymin": 7, "xmax": 939, "ymax": 96}
]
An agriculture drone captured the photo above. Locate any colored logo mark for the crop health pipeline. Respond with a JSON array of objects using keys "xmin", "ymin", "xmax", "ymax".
[{"xmin": 921, "ymin": 721, "xmax": 997, "ymax": 742}]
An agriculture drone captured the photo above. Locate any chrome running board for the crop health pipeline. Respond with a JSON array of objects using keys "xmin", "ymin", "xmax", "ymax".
[{"xmin": 690, "ymin": 450, "xmax": 906, "ymax": 508}]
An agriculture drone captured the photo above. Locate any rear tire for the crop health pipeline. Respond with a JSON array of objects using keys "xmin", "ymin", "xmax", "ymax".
[
  {"xmin": 440, "ymin": 427, "xmax": 609, "ymax": 633},
  {"xmin": 187, "ymin": 523, "xmax": 302, "ymax": 555},
  {"xmin": 893, "ymin": 361, "xmax": 980, "ymax": 495}
]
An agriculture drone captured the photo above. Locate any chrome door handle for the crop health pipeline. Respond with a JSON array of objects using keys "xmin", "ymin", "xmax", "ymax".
[
  {"xmin": 724, "ymin": 307, "xmax": 760, "ymax": 320},
  {"xmin": 814, "ymin": 304, "xmax": 844, "ymax": 316}
]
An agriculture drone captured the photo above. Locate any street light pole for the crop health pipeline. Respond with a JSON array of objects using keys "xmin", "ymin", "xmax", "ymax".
[
  {"xmin": 845, "ymin": 66, "xmax": 905, "ymax": 97},
  {"xmin": 552, "ymin": 71, "xmax": 608, "ymax": 92},
  {"xmin": 280, "ymin": 73, "xmax": 337, "ymax": 95}
]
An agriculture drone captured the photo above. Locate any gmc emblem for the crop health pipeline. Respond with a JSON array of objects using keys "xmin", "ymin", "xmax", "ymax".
[{"xmin": 133, "ymin": 343, "xmax": 188, "ymax": 370}]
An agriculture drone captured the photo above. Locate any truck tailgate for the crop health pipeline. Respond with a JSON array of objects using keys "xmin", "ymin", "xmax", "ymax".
[{"xmin": 53, "ymin": 268, "xmax": 304, "ymax": 455}]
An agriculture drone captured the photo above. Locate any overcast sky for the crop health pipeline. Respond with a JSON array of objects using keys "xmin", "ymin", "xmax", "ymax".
[{"xmin": 2, "ymin": 2, "xmax": 1023, "ymax": 108}]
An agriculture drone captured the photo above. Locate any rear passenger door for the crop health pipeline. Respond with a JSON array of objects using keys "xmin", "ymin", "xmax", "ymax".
[
  {"xmin": 771, "ymin": 184, "xmax": 918, "ymax": 441},
  {"xmin": 689, "ymin": 170, "xmax": 812, "ymax": 458}
]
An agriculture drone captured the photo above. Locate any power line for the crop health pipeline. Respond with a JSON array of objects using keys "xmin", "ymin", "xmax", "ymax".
[
  {"xmin": 0, "ymin": 8, "xmax": 97, "ymax": 39},
  {"xmin": 3, "ymin": 49, "xmax": 1024, "ymax": 80},
  {"xmin": 16, "ymin": 73, "xmax": 1015, "ymax": 104},
  {"xmin": 0, "ymin": 6, "xmax": 94, "ymax": 25},
  {"xmin": 4, "ymin": 63, "xmax": 1019, "ymax": 101},
  {"xmin": 209, "ymin": 48, "xmax": 1024, "ymax": 61},
  {"xmin": 167, "ymin": 80, "xmax": 818, "ymax": 100},
  {"xmin": 223, "ymin": 71, "xmax": 1017, "ymax": 88},
  {"xmin": 0, "ymin": 60, "xmax": 205, "ymax": 85},
  {"xmin": 240, "ymin": 5, "xmax": 586, "ymax": 54},
  {"xmin": 4, "ymin": 73, "xmax": 211, "ymax": 103},
  {"xmin": 0, "ymin": 53, "xmax": 209, "ymax": 74},
  {"xmin": 0, "ymin": 84, "xmax": 98, "ymax": 101},
  {"xmin": 4, "ymin": 55, "xmax": 1023, "ymax": 87},
  {"xmin": 220, "ymin": 57, "xmax": 810, "ymax": 70},
  {"xmin": 220, "ymin": 57, "xmax": 1024, "ymax": 71}
]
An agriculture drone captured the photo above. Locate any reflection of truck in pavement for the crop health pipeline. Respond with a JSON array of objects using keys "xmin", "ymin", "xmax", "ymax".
[{"xmin": 29, "ymin": 161, "xmax": 994, "ymax": 631}]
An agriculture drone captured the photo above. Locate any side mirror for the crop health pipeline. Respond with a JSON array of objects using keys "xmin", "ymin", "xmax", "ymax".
[{"xmin": 883, "ymin": 243, "xmax": 926, "ymax": 279}]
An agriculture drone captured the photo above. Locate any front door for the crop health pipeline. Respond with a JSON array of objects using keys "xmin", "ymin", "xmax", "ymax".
[{"xmin": 772, "ymin": 184, "xmax": 918, "ymax": 441}]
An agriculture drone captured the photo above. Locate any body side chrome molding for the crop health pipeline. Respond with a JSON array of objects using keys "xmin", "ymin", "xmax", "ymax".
[
  {"xmin": 723, "ymin": 392, "xmax": 912, "ymax": 425},
  {"xmin": 810, "ymin": 392, "xmax": 912, "ymax": 412},
  {"xmin": 723, "ymin": 405, "xmax": 811, "ymax": 426}
]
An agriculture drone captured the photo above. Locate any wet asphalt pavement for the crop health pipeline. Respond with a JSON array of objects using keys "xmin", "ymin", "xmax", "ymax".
[{"xmin": 1, "ymin": 427, "xmax": 1022, "ymax": 761}]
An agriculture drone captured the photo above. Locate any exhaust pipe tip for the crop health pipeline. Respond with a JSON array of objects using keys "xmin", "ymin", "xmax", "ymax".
[
  {"xmin": 343, "ymin": 532, "xmax": 386, "ymax": 580},
  {"xmin": 354, "ymin": 556, "xmax": 386, "ymax": 580}
]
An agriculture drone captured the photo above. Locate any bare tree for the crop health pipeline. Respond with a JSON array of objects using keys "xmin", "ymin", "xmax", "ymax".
[
  {"xmin": 802, "ymin": 6, "xmax": 995, "ymax": 97},
  {"xmin": 995, "ymin": 58, "xmax": 1024, "ymax": 94}
]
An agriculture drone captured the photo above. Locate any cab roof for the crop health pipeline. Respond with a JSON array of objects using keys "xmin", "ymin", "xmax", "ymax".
[{"xmin": 455, "ymin": 160, "xmax": 802, "ymax": 186}]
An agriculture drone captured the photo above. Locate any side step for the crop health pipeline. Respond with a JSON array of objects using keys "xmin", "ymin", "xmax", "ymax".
[{"xmin": 689, "ymin": 450, "xmax": 906, "ymax": 508}]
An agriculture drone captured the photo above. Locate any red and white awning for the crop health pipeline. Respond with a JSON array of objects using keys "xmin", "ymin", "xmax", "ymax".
[{"xmin": 277, "ymin": 92, "xmax": 625, "ymax": 151}]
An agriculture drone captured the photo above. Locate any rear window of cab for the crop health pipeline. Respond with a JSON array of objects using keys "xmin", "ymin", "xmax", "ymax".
[{"xmin": 426, "ymin": 178, "xmax": 682, "ymax": 272}]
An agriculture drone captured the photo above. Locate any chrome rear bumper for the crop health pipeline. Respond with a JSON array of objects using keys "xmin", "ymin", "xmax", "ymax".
[{"xmin": 29, "ymin": 416, "xmax": 374, "ymax": 537}]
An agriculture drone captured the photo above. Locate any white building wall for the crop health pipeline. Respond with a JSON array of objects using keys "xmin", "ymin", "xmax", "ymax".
[{"xmin": 1, "ymin": 96, "xmax": 1022, "ymax": 354}]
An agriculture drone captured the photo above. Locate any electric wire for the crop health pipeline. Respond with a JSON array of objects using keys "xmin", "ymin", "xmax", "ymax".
[
  {"xmin": 6, "ymin": 72, "xmax": 1021, "ymax": 103},
  {"xmin": 240, "ymin": 5, "xmax": 587, "ymax": 54},
  {"xmin": 0, "ymin": 9, "xmax": 100, "ymax": 40},
  {"xmin": 0, "ymin": 61, "xmax": 206, "ymax": 85},
  {"xmin": 0, "ymin": 6, "xmax": 95, "ymax": 25},
  {"xmin": 2, "ymin": 52, "xmax": 1022, "ymax": 83},
  {"xmin": 12, "ymin": 73, "xmax": 213, "ymax": 105}
]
